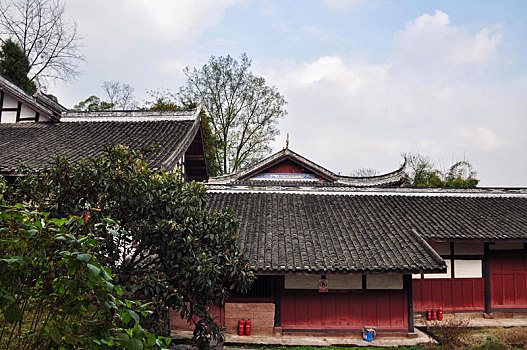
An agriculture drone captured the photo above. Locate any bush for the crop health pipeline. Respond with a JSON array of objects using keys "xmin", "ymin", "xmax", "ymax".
[
  {"xmin": 426, "ymin": 316, "xmax": 470, "ymax": 350},
  {"xmin": 0, "ymin": 201, "xmax": 170, "ymax": 349}
]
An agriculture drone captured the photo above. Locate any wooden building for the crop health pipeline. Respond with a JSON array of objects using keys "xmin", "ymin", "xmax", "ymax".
[
  {"xmin": 0, "ymin": 75, "xmax": 208, "ymax": 181},
  {"xmin": 169, "ymin": 147, "xmax": 527, "ymax": 337}
]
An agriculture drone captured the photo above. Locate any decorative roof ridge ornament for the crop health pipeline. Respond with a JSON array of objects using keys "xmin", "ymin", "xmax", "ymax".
[{"xmin": 286, "ymin": 132, "xmax": 289, "ymax": 150}]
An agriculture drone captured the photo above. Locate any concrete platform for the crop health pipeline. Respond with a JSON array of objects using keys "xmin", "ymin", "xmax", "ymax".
[
  {"xmin": 172, "ymin": 329, "xmax": 434, "ymax": 347},
  {"xmin": 415, "ymin": 313, "xmax": 527, "ymax": 328}
]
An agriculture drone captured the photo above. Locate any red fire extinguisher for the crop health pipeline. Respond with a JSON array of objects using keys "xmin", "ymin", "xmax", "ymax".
[
  {"xmin": 245, "ymin": 320, "xmax": 251, "ymax": 336},
  {"xmin": 238, "ymin": 320, "xmax": 245, "ymax": 336},
  {"xmin": 438, "ymin": 307, "xmax": 443, "ymax": 321},
  {"xmin": 426, "ymin": 309, "xmax": 431, "ymax": 321},
  {"xmin": 432, "ymin": 309, "xmax": 436, "ymax": 321}
]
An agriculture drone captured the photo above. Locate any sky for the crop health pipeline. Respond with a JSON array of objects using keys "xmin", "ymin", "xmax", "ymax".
[{"xmin": 52, "ymin": 0, "xmax": 527, "ymax": 187}]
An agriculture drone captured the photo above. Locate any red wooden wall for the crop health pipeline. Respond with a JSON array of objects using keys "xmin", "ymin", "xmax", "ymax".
[
  {"xmin": 281, "ymin": 290, "xmax": 407, "ymax": 330},
  {"xmin": 490, "ymin": 252, "xmax": 527, "ymax": 309},
  {"xmin": 266, "ymin": 160, "xmax": 309, "ymax": 174},
  {"xmin": 413, "ymin": 278, "xmax": 484, "ymax": 311}
]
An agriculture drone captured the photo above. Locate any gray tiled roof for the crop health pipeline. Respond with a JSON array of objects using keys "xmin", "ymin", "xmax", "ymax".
[
  {"xmin": 0, "ymin": 114, "xmax": 200, "ymax": 174},
  {"xmin": 207, "ymin": 191, "xmax": 447, "ymax": 274}
]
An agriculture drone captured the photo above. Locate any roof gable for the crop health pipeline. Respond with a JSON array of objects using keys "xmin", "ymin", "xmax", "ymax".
[
  {"xmin": 0, "ymin": 75, "xmax": 65, "ymax": 122},
  {"xmin": 208, "ymin": 148, "xmax": 406, "ymax": 187}
]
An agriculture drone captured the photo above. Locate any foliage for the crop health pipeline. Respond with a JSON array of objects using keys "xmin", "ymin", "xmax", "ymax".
[
  {"xmin": 0, "ymin": 0, "xmax": 84, "ymax": 84},
  {"xmin": 73, "ymin": 95, "xmax": 113, "ymax": 111},
  {"xmin": 145, "ymin": 89, "xmax": 221, "ymax": 177},
  {"xmin": 74, "ymin": 81, "xmax": 137, "ymax": 111},
  {"xmin": 179, "ymin": 53, "xmax": 287, "ymax": 174},
  {"xmin": 9, "ymin": 145, "xmax": 254, "ymax": 348},
  {"xmin": 0, "ymin": 200, "xmax": 170, "ymax": 349},
  {"xmin": 0, "ymin": 39, "xmax": 36, "ymax": 94},
  {"xmin": 402, "ymin": 152, "xmax": 479, "ymax": 188}
]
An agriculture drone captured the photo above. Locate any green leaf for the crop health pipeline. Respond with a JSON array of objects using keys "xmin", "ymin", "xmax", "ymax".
[
  {"xmin": 86, "ymin": 263, "xmax": 100, "ymax": 277},
  {"xmin": 128, "ymin": 309, "xmax": 140, "ymax": 324},
  {"xmin": 76, "ymin": 253, "xmax": 92, "ymax": 263},
  {"xmin": 3, "ymin": 303, "xmax": 22, "ymax": 323}
]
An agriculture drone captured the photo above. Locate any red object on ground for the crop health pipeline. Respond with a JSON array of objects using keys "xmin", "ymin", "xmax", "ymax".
[
  {"xmin": 431, "ymin": 309, "xmax": 436, "ymax": 321},
  {"xmin": 245, "ymin": 320, "xmax": 251, "ymax": 336},
  {"xmin": 238, "ymin": 320, "xmax": 245, "ymax": 336},
  {"xmin": 438, "ymin": 307, "xmax": 443, "ymax": 321},
  {"xmin": 426, "ymin": 309, "xmax": 431, "ymax": 321}
]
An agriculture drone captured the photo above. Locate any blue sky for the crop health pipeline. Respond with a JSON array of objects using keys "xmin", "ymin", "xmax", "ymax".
[{"xmin": 55, "ymin": 0, "xmax": 527, "ymax": 186}]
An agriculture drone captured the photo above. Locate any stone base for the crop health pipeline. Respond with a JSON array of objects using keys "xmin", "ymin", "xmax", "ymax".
[
  {"xmin": 483, "ymin": 312, "xmax": 494, "ymax": 319},
  {"xmin": 407, "ymin": 332, "xmax": 419, "ymax": 339},
  {"xmin": 273, "ymin": 327, "xmax": 282, "ymax": 336}
]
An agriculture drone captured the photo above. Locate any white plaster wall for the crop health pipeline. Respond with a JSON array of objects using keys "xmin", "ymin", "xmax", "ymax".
[
  {"xmin": 490, "ymin": 242, "xmax": 525, "ymax": 250},
  {"xmin": 454, "ymin": 260, "xmax": 482, "ymax": 278},
  {"xmin": 454, "ymin": 242, "xmax": 483, "ymax": 255},
  {"xmin": 285, "ymin": 275, "xmax": 362, "ymax": 289},
  {"xmin": 3, "ymin": 94, "xmax": 17, "ymax": 108},
  {"xmin": 424, "ymin": 260, "xmax": 451, "ymax": 279},
  {"xmin": 412, "ymin": 274, "xmax": 422, "ymax": 279},
  {"xmin": 429, "ymin": 241, "xmax": 450, "ymax": 255},
  {"xmin": 1, "ymin": 111, "xmax": 16, "ymax": 123},
  {"xmin": 20, "ymin": 104, "xmax": 36, "ymax": 120},
  {"xmin": 366, "ymin": 275, "xmax": 403, "ymax": 289},
  {"xmin": 38, "ymin": 114, "xmax": 48, "ymax": 122}
]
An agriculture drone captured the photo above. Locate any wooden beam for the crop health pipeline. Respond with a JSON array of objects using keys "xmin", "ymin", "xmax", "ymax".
[
  {"xmin": 15, "ymin": 101, "xmax": 22, "ymax": 122},
  {"xmin": 483, "ymin": 242, "xmax": 491, "ymax": 314}
]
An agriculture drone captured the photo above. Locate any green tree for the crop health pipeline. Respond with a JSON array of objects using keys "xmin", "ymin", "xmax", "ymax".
[
  {"xmin": 0, "ymin": 39, "xmax": 36, "ymax": 94},
  {"xmin": 10, "ymin": 145, "xmax": 253, "ymax": 348},
  {"xmin": 179, "ymin": 53, "xmax": 287, "ymax": 174},
  {"xmin": 73, "ymin": 95, "xmax": 113, "ymax": 111},
  {"xmin": 402, "ymin": 152, "xmax": 479, "ymax": 188},
  {"xmin": 0, "ymin": 187, "xmax": 170, "ymax": 348}
]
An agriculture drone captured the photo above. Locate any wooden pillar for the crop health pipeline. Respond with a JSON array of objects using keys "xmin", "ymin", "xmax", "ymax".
[
  {"xmin": 274, "ymin": 275, "xmax": 284, "ymax": 327},
  {"xmin": 404, "ymin": 274, "xmax": 414, "ymax": 333},
  {"xmin": 0, "ymin": 91, "xmax": 4, "ymax": 122},
  {"xmin": 483, "ymin": 243, "xmax": 491, "ymax": 314}
]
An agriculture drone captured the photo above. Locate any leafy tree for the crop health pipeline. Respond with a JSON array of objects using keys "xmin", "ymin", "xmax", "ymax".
[
  {"xmin": 74, "ymin": 81, "xmax": 137, "ymax": 111},
  {"xmin": 402, "ymin": 152, "xmax": 479, "ymax": 188},
  {"xmin": 0, "ymin": 39, "xmax": 36, "ymax": 94},
  {"xmin": 10, "ymin": 145, "xmax": 253, "ymax": 348},
  {"xmin": 443, "ymin": 161, "xmax": 479, "ymax": 188},
  {"xmin": 0, "ymin": 0, "xmax": 84, "ymax": 84},
  {"xmin": 73, "ymin": 95, "xmax": 113, "ymax": 111},
  {"xmin": 179, "ymin": 53, "xmax": 287, "ymax": 174},
  {"xmin": 0, "ymin": 188, "xmax": 170, "ymax": 348}
]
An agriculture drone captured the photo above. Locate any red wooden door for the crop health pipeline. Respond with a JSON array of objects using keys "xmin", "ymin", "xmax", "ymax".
[
  {"xmin": 413, "ymin": 278, "xmax": 484, "ymax": 311},
  {"xmin": 281, "ymin": 290, "xmax": 407, "ymax": 330},
  {"xmin": 490, "ymin": 252, "xmax": 527, "ymax": 309}
]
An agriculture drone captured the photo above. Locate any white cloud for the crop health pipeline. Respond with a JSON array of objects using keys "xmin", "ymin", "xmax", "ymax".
[
  {"xmin": 260, "ymin": 11, "xmax": 526, "ymax": 185},
  {"xmin": 68, "ymin": 0, "xmax": 243, "ymax": 52},
  {"xmin": 393, "ymin": 10, "xmax": 502, "ymax": 69},
  {"xmin": 457, "ymin": 127, "xmax": 502, "ymax": 151}
]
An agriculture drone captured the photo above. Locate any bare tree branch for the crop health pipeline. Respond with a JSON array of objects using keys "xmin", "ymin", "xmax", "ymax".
[{"xmin": 0, "ymin": 0, "xmax": 84, "ymax": 85}]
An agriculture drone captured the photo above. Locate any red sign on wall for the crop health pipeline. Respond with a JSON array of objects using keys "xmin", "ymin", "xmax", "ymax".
[{"xmin": 319, "ymin": 279, "xmax": 328, "ymax": 292}]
